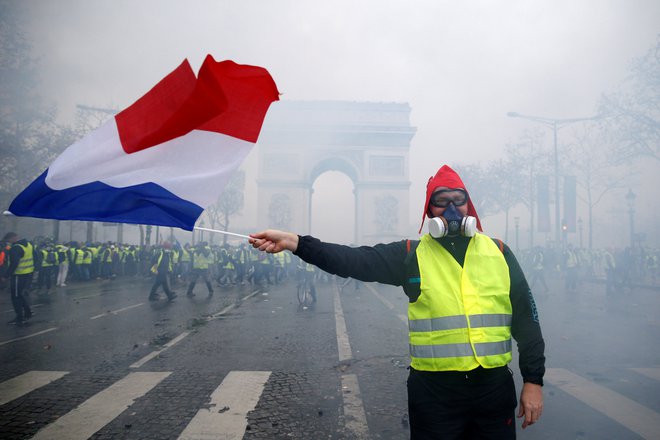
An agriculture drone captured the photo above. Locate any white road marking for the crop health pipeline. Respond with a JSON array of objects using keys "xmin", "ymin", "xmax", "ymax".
[
  {"xmin": 333, "ymin": 287, "xmax": 353, "ymax": 362},
  {"xmin": 129, "ymin": 331, "xmax": 191, "ymax": 369},
  {"xmin": 90, "ymin": 302, "xmax": 144, "ymax": 320},
  {"xmin": 31, "ymin": 371, "xmax": 170, "ymax": 440},
  {"xmin": 341, "ymin": 373, "xmax": 370, "ymax": 439},
  {"xmin": 365, "ymin": 283, "xmax": 407, "ymax": 324},
  {"xmin": 177, "ymin": 371, "xmax": 271, "ymax": 440},
  {"xmin": 630, "ymin": 367, "xmax": 660, "ymax": 382},
  {"xmin": 240, "ymin": 290, "xmax": 261, "ymax": 301},
  {"xmin": 0, "ymin": 371, "xmax": 69, "ymax": 406},
  {"xmin": 0, "ymin": 327, "xmax": 58, "ymax": 347},
  {"xmin": 209, "ymin": 304, "xmax": 235, "ymax": 320},
  {"xmin": 545, "ymin": 368, "xmax": 660, "ymax": 440},
  {"xmin": 334, "ymin": 286, "xmax": 371, "ymax": 437},
  {"xmin": 1, "ymin": 303, "xmax": 45, "ymax": 314}
]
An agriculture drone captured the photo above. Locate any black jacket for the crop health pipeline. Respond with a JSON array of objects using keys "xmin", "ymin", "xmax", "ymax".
[{"xmin": 294, "ymin": 234, "xmax": 545, "ymax": 385}]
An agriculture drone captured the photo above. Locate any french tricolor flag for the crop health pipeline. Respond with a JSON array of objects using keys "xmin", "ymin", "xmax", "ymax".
[{"xmin": 8, "ymin": 55, "xmax": 279, "ymax": 231}]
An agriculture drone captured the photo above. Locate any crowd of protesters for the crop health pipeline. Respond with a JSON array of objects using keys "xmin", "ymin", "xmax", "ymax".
[
  {"xmin": 518, "ymin": 244, "xmax": 659, "ymax": 295},
  {"xmin": 2, "ymin": 230, "xmax": 657, "ymax": 310},
  {"xmin": 0, "ymin": 232, "xmax": 306, "ymax": 311}
]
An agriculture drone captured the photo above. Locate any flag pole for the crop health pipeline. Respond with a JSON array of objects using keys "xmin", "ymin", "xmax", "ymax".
[{"xmin": 193, "ymin": 226, "xmax": 250, "ymax": 240}]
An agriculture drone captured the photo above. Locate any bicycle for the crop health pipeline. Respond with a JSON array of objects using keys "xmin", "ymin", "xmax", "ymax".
[{"xmin": 296, "ymin": 276, "xmax": 313, "ymax": 306}]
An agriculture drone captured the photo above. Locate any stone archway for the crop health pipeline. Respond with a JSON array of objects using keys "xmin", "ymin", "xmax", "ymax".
[{"xmin": 256, "ymin": 100, "xmax": 416, "ymax": 245}]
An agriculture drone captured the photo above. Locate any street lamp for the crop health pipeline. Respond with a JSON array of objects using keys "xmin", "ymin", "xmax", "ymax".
[
  {"xmin": 578, "ymin": 217, "xmax": 583, "ymax": 248},
  {"xmin": 507, "ymin": 111, "xmax": 600, "ymax": 244},
  {"xmin": 625, "ymin": 188, "xmax": 636, "ymax": 247}
]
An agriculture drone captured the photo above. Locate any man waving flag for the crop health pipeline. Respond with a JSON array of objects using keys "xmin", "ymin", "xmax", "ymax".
[{"xmin": 8, "ymin": 55, "xmax": 279, "ymax": 231}]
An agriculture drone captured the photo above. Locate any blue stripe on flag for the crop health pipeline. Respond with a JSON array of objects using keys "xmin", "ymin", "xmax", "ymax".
[{"xmin": 9, "ymin": 170, "xmax": 202, "ymax": 230}]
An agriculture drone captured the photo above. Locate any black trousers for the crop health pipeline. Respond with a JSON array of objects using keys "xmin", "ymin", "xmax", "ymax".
[
  {"xmin": 407, "ymin": 366, "xmax": 517, "ymax": 440},
  {"xmin": 10, "ymin": 274, "xmax": 33, "ymax": 321},
  {"xmin": 150, "ymin": 271, "xmax": 175, "ymax": 298},
  {"xmin": 187, "ymin": 269, "xmax": 213, "ymax": 294}
]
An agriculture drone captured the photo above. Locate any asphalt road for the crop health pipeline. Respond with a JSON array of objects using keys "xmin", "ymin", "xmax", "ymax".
[{"xmin": 0, "ymin": 272, "xmax": 658, "ymax": 439}]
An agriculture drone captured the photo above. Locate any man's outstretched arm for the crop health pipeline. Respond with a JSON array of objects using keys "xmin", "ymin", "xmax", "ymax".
[{"xmin": 249, "ymin": 229, "xmax": 299, "ymax": 254}]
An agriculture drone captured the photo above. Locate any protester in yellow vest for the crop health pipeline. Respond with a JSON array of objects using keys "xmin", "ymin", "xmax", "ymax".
[
  {"xmin": 36, "ymin": 243, "xmax": 58, "ymax": 294},
  {"xmin": 148, "ymin": 242, "xmax": 177, "ymax": 301},
  {"xmin": 2, "ymin": 232, "xmax": 34, "ymax": 325},
  {"xmin": 248, "ymin": 164, "xmax": 545, "ymax": 438},
  {"xmin": 187, "ymin": 242, "xmax": 214, "ymax": 298}
]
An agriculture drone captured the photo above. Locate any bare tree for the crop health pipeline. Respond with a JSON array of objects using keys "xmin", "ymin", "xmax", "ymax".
[
  {"xmin": 486, "ymin": 158, "xmax": 526, "ymax": 243},
  {"xmin": 453, "ymin": 162, "xmax": 498, "ymax": 218},
  {"xmin": 598, "ymin": 36, "xmax": 660, "ymax": 163},
  {"xmin": 565, "ymin": 123, "xmax": 633, "ymax": 249},
  {"xmin": 0, "ymin": 6, "xmax": 63, "ymax": 232},
  {"xmin": 204, "ymin": 170, "xmax": 245, "ymax": 245},
  {"xmin": 504, "ymin": 129, "xmax": 552, "ymax": 247}
]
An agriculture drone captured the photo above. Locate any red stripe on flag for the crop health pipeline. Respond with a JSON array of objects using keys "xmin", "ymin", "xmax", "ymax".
[
  {"xmin": 116, "ymin": 60, "xmax": 201, "ymax": 154},
  {"xmin": 197, "ymin": 55, "xmax": 280, "ymax": 143},
  {"xmin": 114, "ymin": 55, "xmax": 279, "ymax": 154}
]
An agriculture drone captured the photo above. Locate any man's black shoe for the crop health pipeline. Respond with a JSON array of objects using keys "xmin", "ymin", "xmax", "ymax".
[{"xmin": 168, "ymin": 293, "xmax": 178, "ymax": 302}]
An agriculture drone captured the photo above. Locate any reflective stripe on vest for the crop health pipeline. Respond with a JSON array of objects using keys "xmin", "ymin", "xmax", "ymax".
[
  {"xmin": 409, "ymin": 233, "xmax": 512, "ymax": 372},
  {"xmin": 15, "ymin": 243, "xmax": 35, "ymax": 275}
]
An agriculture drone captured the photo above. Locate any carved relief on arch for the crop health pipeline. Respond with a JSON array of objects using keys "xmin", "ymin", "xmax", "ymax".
[
  {"xmin": 268, "ymin": 193, "xmax": 293, "ymax": 230},
  {"xmin": 374, "ymin": 194, "xmax": 398, "ymax": 232}
]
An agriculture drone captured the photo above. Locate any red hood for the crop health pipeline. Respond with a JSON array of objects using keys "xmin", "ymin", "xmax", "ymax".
[{"xmin": 418, "ymin": 165, "xmax": 483, "ymax": 234}]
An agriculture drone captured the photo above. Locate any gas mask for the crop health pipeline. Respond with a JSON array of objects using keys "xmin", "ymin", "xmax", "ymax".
[{"xmin": 428, "ymin": 203, "xmax": 478, "ymax": 238}]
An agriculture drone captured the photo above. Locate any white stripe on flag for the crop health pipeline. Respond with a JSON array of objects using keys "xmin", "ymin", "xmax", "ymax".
[
  {"xmin": 177, "ymin": 371, "xmax": 271, "ymax": 440},
  {"xmin": 31, "ymin": 372, "xmax": 170, "ymax": 440},
  {"xmin": 0, "ymin": 371, "xmax": 69, "ymax": 406},
  {"xmin": 545, "ymin": 368, "xmax": 660, "ymax": 440},
  {"xmin": 45, "ymin": 120, "xmax": 253, "ymax": 209}
]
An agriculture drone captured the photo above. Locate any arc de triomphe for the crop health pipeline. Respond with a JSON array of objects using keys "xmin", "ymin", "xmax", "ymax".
[{"xmin": 255, "ymin": 100, "xmax": 416, "ymax": 245}]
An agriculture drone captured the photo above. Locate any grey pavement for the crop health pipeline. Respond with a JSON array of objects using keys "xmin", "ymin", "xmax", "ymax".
[{"xmin": 0, "ymin": 272, "xmax": 658, "ymax": 439}]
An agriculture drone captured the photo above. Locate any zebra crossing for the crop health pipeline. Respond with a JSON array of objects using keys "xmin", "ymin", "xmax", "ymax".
[
  {"xmin": 1, "ymin": 367, "xmax": 658, "ymax": 439},
  {"xmin": 0, "ymin": 370, "xmax": 271, "ymax": 440}
]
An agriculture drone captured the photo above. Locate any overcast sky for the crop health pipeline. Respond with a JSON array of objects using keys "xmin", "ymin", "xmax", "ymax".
[{"xmin": 11, "ymin": 0, "xmax": 660, "ymax": 243}]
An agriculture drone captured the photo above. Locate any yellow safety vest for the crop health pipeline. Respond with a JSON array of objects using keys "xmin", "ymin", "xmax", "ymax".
[
  {"xmin": 75, "ymin": 249, "xmax": 85, "ymax": 265},
  {"xmin": 409, "ymin": 233, "xmax": 512, "ymax": 372},
  {"xmin": 180, "ymin": 249, "xmax": 191, "ymax": 262},
  {"xmin": 41, "ymin": 249, "xmax": 57, "ymax": 267},
  {"xmin": 155, "ymin": 250, "xmax": 173, "ymax": 272},
  {"xmin": 193, "ymin": 249, "xmax": 211, "ymax": 270},
  {"xmin": 14, "ymin": 243, "xmax": 35, "ymax": 275}
]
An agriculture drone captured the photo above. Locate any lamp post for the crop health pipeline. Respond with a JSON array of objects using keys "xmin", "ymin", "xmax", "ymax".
[
  {"xmin": 507, "ymin": 111, "xmax": 600, "ymax": 244},
  {"xmin": 625, "ymin": 189, "xmax": 636, "ymax": 247},
  {"xmin": 514, "ymin": 217, "xmax": 520, "ymax": 251},
  {"xmin": 578, "ymin": 217, "xmax": 583, "ymax": 248}
]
